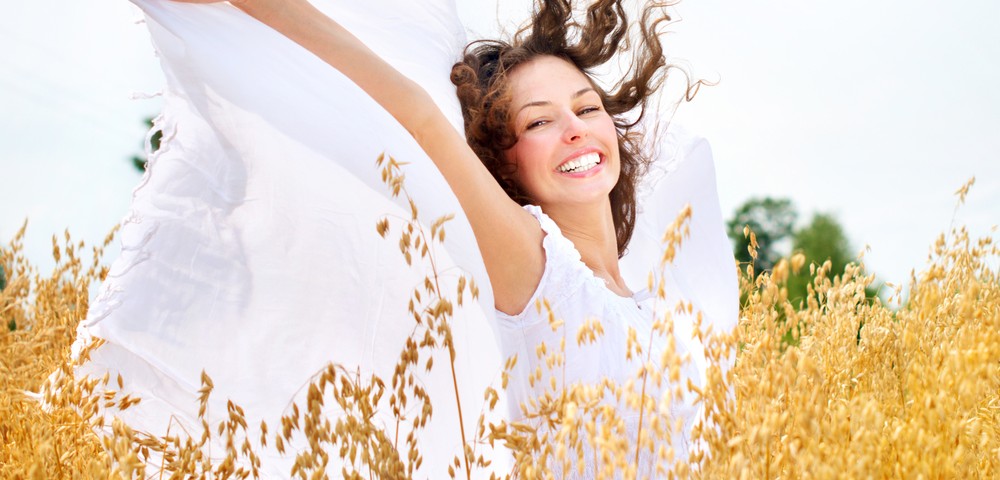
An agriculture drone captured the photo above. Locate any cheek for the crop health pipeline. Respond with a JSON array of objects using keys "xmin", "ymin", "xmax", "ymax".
[
  {"xmin": 506, "ymin": 139, "xmax": 537, "ymax": 176},
  {"xmin": 509, "ymin": 136, "xmax": 533, "ymax": 161},
  {"xmin": 600, "ymin": 119, "xmax": 618, "ymax": 146},
  {"xmin": 506, "ymin": 147, "xmax": 548, "ymax": 199}
]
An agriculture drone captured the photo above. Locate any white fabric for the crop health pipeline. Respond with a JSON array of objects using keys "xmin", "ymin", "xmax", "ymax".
[
  {"xmin": 72, "ymin": 0, "xmax": 738, "ymax": 477},
  {"xmin": 497, "ymin": 204, "xmax": 705, "ymax": 474}
]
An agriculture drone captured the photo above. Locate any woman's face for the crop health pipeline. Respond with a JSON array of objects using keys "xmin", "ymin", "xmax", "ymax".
[{"xmin": 503, "ymin": 55, "xmax": 620, "ymax": 209}]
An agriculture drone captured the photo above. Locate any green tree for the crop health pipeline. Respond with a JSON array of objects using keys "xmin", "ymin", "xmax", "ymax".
[
  {"xmin": 787, "ymin": 211, "xmax": 882, "ymax": 345},
  {"xmin": 1, "ymin": 263, "xmax": 11, "ymax": 331},
  {"xmin": 786, "ymin": 212, "xmax": 854, "ymax": 307},
  {"xmin": 726, "ymin": 197, "xmax": 797, "ymax": 274},
  {"xmin": 130, "ymin": 116, "xmax": 163, "ymax": 172}
]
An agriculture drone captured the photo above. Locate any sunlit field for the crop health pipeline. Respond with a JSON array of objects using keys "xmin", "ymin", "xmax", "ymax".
[{"xmin": 2, "ymin": 172, "xmax": 997, "ymax": 478}]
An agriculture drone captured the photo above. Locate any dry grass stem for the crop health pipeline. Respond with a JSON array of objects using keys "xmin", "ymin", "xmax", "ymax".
[{"xmin": 1, "ymin": 173, "xmax": 996, "ymax": 478}]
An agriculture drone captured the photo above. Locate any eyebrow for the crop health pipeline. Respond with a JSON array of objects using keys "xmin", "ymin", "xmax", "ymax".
[{"xmin": 516, "ymin": 87, "xmax": 596, "ymax": 114}]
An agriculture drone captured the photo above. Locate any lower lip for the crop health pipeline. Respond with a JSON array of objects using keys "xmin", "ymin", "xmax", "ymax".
[{"xmin": 558, "ymin": 158, "xmax": 605, "ymax": 178}]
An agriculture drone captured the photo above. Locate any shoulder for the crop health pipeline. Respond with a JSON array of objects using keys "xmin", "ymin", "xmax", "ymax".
[{"xmin": 495, "ymin": 205, "xmax": 595, "ymax": 320}]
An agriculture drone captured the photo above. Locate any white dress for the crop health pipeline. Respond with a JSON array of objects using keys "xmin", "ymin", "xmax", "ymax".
[
  {"xmin": 497, "ymin": 205, "xmax": 707, "ymax": 475},
  {"xmin": 69, "ymin": 0, "xmax": 738, "ymax": 477}
]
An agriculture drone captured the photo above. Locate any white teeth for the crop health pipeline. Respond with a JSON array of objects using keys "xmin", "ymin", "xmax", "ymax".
[{"xmin": 557, "ymin": 152, "xmax": 601, "ymax": 173}]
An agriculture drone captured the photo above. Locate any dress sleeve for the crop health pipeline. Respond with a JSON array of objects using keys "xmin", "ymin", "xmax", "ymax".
[{"xmin": 494, "ymin": 205, "xmax": 596, "ymax": 324}]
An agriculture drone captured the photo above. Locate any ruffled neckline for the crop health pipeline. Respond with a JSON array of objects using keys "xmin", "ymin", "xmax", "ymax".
[{"xmin": 526, "ymin": 205, "xmax": 650, "ymax": 305}]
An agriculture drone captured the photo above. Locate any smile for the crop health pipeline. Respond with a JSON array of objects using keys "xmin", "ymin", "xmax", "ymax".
[{"xmin": 556, "ymin": 152, "xmax": 602, "ymax": 173}]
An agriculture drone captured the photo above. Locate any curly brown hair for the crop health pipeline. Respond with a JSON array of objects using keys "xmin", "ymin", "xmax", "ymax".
[{"xmin": 450, "ymin": 0, "xmax": 698, "ymax": 257}]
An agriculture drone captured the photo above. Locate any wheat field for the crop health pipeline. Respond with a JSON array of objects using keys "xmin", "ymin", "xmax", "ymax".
[{"xmin": 2, "ymin": 175, "xmax": 997, "ymax": 478}]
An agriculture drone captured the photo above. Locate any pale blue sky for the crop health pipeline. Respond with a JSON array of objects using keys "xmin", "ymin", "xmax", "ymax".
[{"xmin": 2, "ymin": 0, "xmax": 998, "ymax": 290}]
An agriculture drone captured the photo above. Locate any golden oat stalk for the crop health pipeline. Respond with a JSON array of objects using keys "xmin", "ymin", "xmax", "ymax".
[{"xmin": 3, "ymin": 174, "xmax": 998, "ymax": 479}]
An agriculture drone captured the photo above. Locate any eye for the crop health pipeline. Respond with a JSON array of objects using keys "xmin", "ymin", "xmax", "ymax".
[
  {"xmin": 577, "ymin": 106, "xmax": 601, "ymax": 116},
  {"xmin": 526, "ymin": 119, "xmax": 548, "ymax": 130}
]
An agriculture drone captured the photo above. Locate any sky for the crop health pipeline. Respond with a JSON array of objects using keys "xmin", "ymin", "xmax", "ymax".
[{"xmin": 2, "ymin": 0, "xmax": 998, "ymax": 292}]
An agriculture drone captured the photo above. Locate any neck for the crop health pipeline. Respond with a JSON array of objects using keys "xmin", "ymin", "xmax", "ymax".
[{"xmin": 540, "ymin": 198, "xmax": 631, "ymax": 297}]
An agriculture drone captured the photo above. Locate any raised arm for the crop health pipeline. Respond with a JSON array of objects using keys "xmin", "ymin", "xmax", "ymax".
[{"xmin": 175, "ymin": 0, "xmax": 544, "ymax": 314}]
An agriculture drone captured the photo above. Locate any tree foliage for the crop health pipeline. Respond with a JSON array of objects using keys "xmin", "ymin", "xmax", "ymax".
[
  {"xmin": 786, "ymin": 212, "xmax": 854, "ymax": 307},
  {"xmin": 727, "ymin": 198, "xmax": 879, "ymax": 311},
  {"xmin": 130, "ymin": 117, "xmax": 162, "ymax": 172},
  {"xmin": 726, "ymin": 197, "xmax": 797, "ymax": 274}
]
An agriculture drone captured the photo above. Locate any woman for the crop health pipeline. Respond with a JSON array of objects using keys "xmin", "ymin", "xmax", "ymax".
[{"xmin": 73, "ymin": 0, "xmax": 737, "ymax": 476}]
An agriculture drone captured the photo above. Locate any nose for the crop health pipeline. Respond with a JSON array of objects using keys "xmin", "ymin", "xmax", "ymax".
[{"xmin": 562, "ymin": 111, "xmax": 588, "ymax": 143}]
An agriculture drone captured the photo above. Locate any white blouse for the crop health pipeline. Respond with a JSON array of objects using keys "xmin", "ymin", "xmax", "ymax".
[{"xmin": 496, "ymin": 205, "xmax": 707, "ymax": 472}]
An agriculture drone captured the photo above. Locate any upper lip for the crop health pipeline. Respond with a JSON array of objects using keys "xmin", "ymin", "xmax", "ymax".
[{"xmin": 555, "ymin": 147, "xmax": 604, "ymax": 171}]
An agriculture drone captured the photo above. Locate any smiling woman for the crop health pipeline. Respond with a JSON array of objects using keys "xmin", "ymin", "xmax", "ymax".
[
  {"xmin": 502, "ymin": 57, "xmax": 622, "ymax": 236},
  {"xmin": 65, "ymin": 0, "xmax": 738, "ymax": 476}
]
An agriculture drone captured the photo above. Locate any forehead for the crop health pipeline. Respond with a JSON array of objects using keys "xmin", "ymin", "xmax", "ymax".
[{"xmin": 506, "ymin": 56, "xmax": 594, "ymax": 105}]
